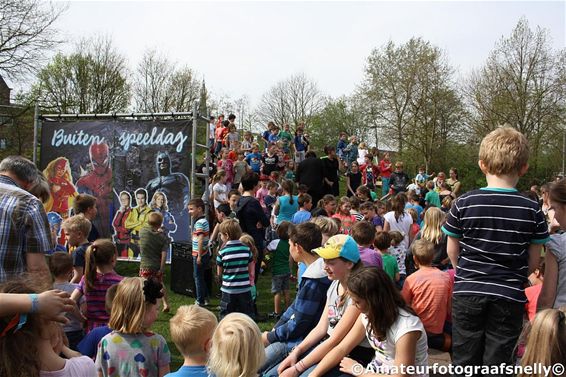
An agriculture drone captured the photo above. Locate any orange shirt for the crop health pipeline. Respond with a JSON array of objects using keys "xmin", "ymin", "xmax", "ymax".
[
  {"xmin": 525, "ymin": 284, "xmax": 542, "ymax": 322},
  {"xmin": 401, "ymin": 267, "xmax": 452, "ymax": 334}
]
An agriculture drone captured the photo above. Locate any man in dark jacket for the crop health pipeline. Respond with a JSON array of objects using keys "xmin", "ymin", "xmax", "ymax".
[
  {"xmin": 296, "ymin": 151, "xmax": 324, "ymax": 206},
  {"xmin": 236, "ymin": 172, "xmax": 269, "ymax": 283}
]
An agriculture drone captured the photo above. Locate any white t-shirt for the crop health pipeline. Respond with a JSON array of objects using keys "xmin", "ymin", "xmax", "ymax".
[
  {"xmin": 209, "ymin": 123, "xmax": 216, "ymax": 139},
  {"xmin": 357, "ymin": 149, "xmax": 368, "ymax": 165},
  {"xmin": 384, "ymin": 211, "xmax": 413, "ymax": 250},
  {"xmin": 326, "ymin": 280, "xmax": 371, "ymax": 348},
  {"xmin": 362, "ymin": 309, "xmax": 428, "ymax": 376},
  {"xmin": 547, "ymin": 233, "xmax": 566, "ymax": 308},
  {"xmin": 213, "ymin": 182, "xmax": 228, "ymax": 208},
  {"xmin": 40, "ymin": 356, "xmax": 96, "ymax": 377}
]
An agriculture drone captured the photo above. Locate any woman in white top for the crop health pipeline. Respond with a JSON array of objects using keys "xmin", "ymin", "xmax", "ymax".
[{"xmin": 383, "ymin": 193, "xmax": 414, "ymax": 251}]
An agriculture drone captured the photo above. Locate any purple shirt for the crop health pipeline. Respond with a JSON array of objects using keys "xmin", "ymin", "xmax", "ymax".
[{"xmin": 359, "ymin": 247, "xmax": 383, "ymax": 268}]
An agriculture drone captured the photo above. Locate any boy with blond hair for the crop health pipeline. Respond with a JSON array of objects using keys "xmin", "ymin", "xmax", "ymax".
[
  {"xmin": 442, "ymin": 127, "xmax": 549, "ymax": 369},
  {"xmin": 216, "ymin": 219, "xmax": 254, "ymax": 319},
  {"xmin": 62, "ymin": 214, "xmax": 92, "ymax": 283},
  {"xmin": 401, "ymin": 239, "xmax": 452, "ymax": 351},
  {"xmin": 167, "ymin": 305, "xmax": 218, "ymax": 377}
]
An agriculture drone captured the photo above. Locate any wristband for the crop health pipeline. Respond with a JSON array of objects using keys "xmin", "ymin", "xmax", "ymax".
[{"xmin": 28, "ymin": 293, "xmax": 39, "ymax": 313}]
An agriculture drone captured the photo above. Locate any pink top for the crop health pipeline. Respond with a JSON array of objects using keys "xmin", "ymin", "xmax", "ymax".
[
  {"xmin": 332, "ymin": 213, "xmax": 356, "ymax": 235},
  {"xmin": 525, "ymin": 284, "xmax": 542, "ymax": 322},
  {"xmin": 379, "ymin": 159, "xmax": 393, "ymax": 178}
]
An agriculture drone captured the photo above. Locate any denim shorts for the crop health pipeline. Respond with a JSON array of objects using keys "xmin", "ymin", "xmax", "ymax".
[{"xmin": 271, "ymin": 273, "xmax": 291, "ymax": 293}]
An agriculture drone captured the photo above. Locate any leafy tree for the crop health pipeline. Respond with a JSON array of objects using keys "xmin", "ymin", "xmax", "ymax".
[
  {"xmin": 466, "ymin": 17, "xmax": 566, "ymax": 178},
  {"xmin": 36, "ymin": 35, "xmax": 130, "ymax": 113},
  {"xmin": 360, "ymin": 38, "xmax": 465, "ymax": 171}
]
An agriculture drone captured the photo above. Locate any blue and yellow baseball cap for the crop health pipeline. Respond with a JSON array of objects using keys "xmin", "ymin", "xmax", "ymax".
[{"xmin": 314, "ymin": 234, "xmax": 360, "ymax": 263}]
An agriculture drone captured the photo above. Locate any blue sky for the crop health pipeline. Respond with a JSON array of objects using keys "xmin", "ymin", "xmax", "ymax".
[{"xmin": 51, "ymin": 1, "xmax": 565, "ymax": 106}]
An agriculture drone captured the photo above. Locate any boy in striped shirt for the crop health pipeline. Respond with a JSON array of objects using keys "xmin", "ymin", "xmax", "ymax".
[
  {"xmin": 442, "ymin": 127, "xmax": 549, "ymax": 371},
  {"xmin": 216, "ymin": 219, "xmax": 255, "ymax": 319},
  {"xmin": 189, "ymin": 198, "xmax": 210, "ymax": 307}
]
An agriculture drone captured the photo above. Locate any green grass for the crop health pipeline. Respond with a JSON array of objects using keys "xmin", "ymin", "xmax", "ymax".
[{"xmin": 115, "ymin": 261, "xmax": 297, "ymax": 371}]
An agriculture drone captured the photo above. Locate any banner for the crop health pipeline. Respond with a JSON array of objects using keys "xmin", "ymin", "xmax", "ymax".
[{"xmin": 40, "ymin": 119, "xmax": 192, "ymax": 261}]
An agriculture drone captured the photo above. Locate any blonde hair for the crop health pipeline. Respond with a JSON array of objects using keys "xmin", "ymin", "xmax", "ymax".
[
  {"xmin": 62, "ymin": 214, "xmax": 92, "ymax": 238},
  {"xmin": 239, "ymin": 234, "xmax": 258, "ymax": 262},
  {"xmin": 479, "ymin": 126, "xmax": 529, "ymax": 176},
  {"xmin": 411, "ymin": 239, "xmax": 435, "ymax": 266},
  {"xmin": 421, "ymin": 207, "xmax": 445, "ymax": 244},
  {"xmin": 310, "ymin": 216, "xmax": 339, "ymax": 238},
  {"xmin": 218, "ymin": 219, "xmax": 242, "ymax": 240},
  {"xmin": 208, "ymin": 313, "xmax": 265, "ymax": 377},
  {"xmin": 109, "ymin": 277, "xmax": 148, "ymax": 334},
  {"xmin": 170, "ymin": 305, "xmax": 217, "ymax": 357},
  {"xmin": 519, "ymin": 308, "xmax": 566, "ymax": 377}
]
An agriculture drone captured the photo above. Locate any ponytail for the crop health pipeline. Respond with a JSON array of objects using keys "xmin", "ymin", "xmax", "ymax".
[
  {"xmin": 84, "ymin": 244, "xmax": 97, "ymax": 293},
  {"xmin": 282, "ymin": 180, "xmax": 295, "ymax": 205},
  {"xmin": 84, "ymin": 239, "xmax": 117, "ymax": 293}
]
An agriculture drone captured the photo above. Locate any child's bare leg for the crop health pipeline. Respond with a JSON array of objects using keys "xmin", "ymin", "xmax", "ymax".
[{"xmin": 274, "ymin": 292, "xmax": 281, "ymax": 314}]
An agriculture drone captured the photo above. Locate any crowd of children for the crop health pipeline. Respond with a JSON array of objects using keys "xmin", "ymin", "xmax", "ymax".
[{"xmin": 1, "ymin": 123, "xmax": 566, "ymax": 377}]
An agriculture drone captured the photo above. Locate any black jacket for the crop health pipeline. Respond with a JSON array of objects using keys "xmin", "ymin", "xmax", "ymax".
[
  {"xmin": 236, "ymin": 195, "xmax": 269, "ymax": 250},
  {"xmin": 296, "ymin": 157, "xmax": 324, "ymax": 194}
]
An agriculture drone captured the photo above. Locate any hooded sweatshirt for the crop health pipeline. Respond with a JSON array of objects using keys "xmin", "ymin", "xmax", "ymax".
[{"xmin": 266, "ymin": 258, "xmax": 331, "ymax": 344}]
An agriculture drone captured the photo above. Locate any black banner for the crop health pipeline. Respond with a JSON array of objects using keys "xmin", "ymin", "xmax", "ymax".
[{"xmin": 40, "ymin": 119, "xmax": 192, "ymax": 261}]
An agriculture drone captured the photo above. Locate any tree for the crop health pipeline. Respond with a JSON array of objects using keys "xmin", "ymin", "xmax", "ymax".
[
  {"xmin": 133, "ymin": 49, "xmax": 200, "ymax": 113},
  {"xmin": 466, "ymin": 18, "xmax": 566, "ymax": 177},
  {"xmin": 0, "ymin": 0, "xmax": 65, "ymax": 81},
  {"xmin": 256, "ymin": 73, "xmax": 325, "ymax": 128},
  {"xmin": 36, "ymin": 35, "xmax": 130, "ymax": 113},
  {"xmin": 360, "ymin": 38, "xmax": 465, "ymax": 170}
]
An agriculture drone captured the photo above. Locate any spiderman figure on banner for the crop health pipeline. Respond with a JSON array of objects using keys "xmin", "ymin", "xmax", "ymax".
[{"xmin": 76, "ymin": 142, "xmax": 113, "ymax": 237}]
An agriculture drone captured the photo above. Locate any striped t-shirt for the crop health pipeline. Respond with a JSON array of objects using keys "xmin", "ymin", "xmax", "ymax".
[
  {"xmin": 442, "ymin": 188, "xmax": 549, "ymax": 303},
  {"xmin": 216, "ymin": 240, "xmax": 252, "ymax": 294},
  {"xmin": 78, "ymin": 271, "xmax": 123, "ymax": 332},
  {"xmin": 191, "ymin": 217, "xmax": 209, "ymax": 257}
]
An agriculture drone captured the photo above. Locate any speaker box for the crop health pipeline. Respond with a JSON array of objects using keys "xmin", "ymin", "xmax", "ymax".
[{"xmin": 170, "ymin": 241, "xmax": 195, "ymax": 297}]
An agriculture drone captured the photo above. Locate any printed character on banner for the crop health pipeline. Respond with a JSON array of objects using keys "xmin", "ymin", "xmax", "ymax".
[
  {"xmin": 76, "ymin": 142, "xmax": 113, "ymax": 237},
  {"xmin": 43, "ymin": 157, "xmax": 78, "ymax": 218},
  {"xmin": 145, "ymin": 151, "xmax": 190, "ymax": 238},
  {"xmin": 150, "ymin": 191, "xmax": 177, "ymax": 262},
  {"xmin": 124, "ymin": 188, "xmax": 152, "ymax": 259},
  {"xmin": 113, "ymin": 191, "xmax": 133, "ymax": 258},
  {"xmin": 47, "ymin": 212, "xmax": 66, "ymax": 253}
]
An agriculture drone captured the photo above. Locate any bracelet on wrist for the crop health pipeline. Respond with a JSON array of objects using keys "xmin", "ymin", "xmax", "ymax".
[{"xmin": 28, "ymin": 293, "xmax": 39, "ymax": 313}]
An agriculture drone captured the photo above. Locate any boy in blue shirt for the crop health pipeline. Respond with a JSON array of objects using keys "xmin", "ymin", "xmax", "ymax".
[
  {"xmin": 260, "ymin": 222, "xmax": 331, "ymax": 373},
  {"xmin": 166, "ymin": 305, "xmax": 218, "ymax": 377},
  {"xmin": 442, "ymin": 127, "xmax": 549, "ymax": 370},
  {"xmin": 245, "ymin": 144, "xmax": 263, "ymax": 174}
]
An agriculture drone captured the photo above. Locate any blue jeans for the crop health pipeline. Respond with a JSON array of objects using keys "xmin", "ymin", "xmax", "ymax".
[
  {"xmin": 452, "ymin": 295, "xmax": 523, "ymax": 375},
  {"xmin": 193, "ymin": 253, "xmax": 210, "ymax": 304},
  {"xmin": 260, "ymin": 341, "xmax": 300, "ymax": 374},
  {"xmin": 382, "ymin": 177, "xmax": 390, "ymax": 197}
]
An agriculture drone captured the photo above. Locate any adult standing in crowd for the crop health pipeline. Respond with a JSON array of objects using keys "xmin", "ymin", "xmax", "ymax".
[
  {"xmin": 236, "ymin": 172, "xmax": 270, "ymax": 283},
  {"xmin": 296, "ymin": 151, "xmax": 324, "ymax": 206},
  {"xmin": 389, "ymin": 161, "xmax": 410, "ymax": 195},
  {"xmin": 321, "ymin": 146, "xmax": 340, "ymax": 197},
  {"xmin": 447, "ymin": 168, "xmax": 462, "ymax": 197},
  {"xmin": 0, "ymin": 156, "xmax": 53, "ymax": 283}
]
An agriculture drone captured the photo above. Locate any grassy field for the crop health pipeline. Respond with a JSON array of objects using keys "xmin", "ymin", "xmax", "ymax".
[{"xmin": 115, "ymin": 261, "xmax": 297, "ymax": 371}]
